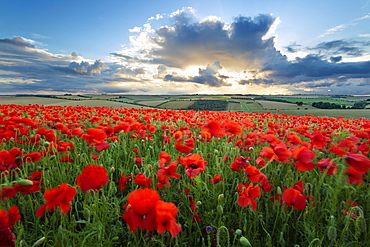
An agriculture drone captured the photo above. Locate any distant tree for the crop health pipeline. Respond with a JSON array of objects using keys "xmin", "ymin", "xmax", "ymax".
[
  {"xmin": 352, "ymin": 101, "xmax": 367, "ymax": 109},
  {"xmin": 296, "ymin": 102, "xmax": 303, "ymax": 106}
]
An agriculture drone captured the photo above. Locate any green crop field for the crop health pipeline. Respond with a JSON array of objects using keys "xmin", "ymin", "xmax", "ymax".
[
  {"xmin": 45, "ymin": 99, "xmax": 149, "ymax": 109},
  {"xmin": 227, "ymin": 102, "xmax": 243, "ymax": 111},
  {"xmin": 136, "ymin": 100, "xmax": 169, "ymax": 107},
  {"xmin": 0, "ymin": 96, "xmax": 74, "ymax": 105},
  {"xmin": 158, "ymin": 100, "xmax": 195, "ymax": 109},
  {"xmin": 264, "ymin": 96, "xmax": 367, "ymax": 106},
  {"xmin": 256, "ymin": 100, "xmax": 315, "ymax": 110}
]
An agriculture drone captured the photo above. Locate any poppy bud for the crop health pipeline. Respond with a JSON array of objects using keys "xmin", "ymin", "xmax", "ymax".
[
  {"xmin": 196, "ymin": 201, "xmax": 202, "ymax": 206},
  {"xmin": 239, "ymin": 236, "xmax": 252, "ymax": 247},
  {"xmin": 277, "ymin": 186, "xmax": 282, "ymax": 196},
  {"xmin": 32, "ymin": 237, "xmax": 45, "ymax": 247},
  {"xmin": 110, "ymin": 167, "xmax": 115, "ymax": 172},
  {"xmin": 218, "ymin": 194, "xmax": 224, "ymax": 204},
  {"xmin": 327, "ymin": 226, "xmax": 337, "ymax": 240},
  {"xmin": 234, "ymin": 229, "xmax": 242, "ymax": 236},
  {"xmin": 17, "ymin": 179, "xmax": 34, "ymax": 186},
  {"xmin": 101, "ymin": 195, "xmax": 107, "ymax": 203},
  {"xmin": 83, "ymin": 209, "xmax": 91, "ymax": 221}
]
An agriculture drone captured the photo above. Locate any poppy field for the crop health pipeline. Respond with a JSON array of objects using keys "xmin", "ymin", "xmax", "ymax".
[{"xmin": 0, "ymin": 104, "xmax": 369, "ymax": 246}]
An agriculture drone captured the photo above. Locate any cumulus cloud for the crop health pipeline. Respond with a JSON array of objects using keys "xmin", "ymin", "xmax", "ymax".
[
  {"xmin": 69, "ymin": 60, "xmax": 104, "ymax": 75},
  {"xmin": 146, "ymin": 11, "xmax": 282, "ymax": 70}
]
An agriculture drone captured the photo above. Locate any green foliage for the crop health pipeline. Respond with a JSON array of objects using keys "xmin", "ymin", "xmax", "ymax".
[{"xmin": 186, "ymin": 100, "xmax": 228, "ymax": 111}]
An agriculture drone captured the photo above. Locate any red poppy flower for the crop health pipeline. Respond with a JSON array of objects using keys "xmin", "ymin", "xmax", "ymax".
[
  {"xmin": 81, "ymin": 128, "xmax": 107, "ymax": 145},
  {"xmin": 345, "ymin": 166, "xmax": 364, "ymax": 185},
  {"xmin": 222, "ymin": 120, "xmax": 242, "ymax": 135},
  {"xmin": 255, "ymin": 157, "xmax": 266, "ymax": 167},
  {"xmin": 95, "ymin": 142, "xmax": 110, "ymax": 152},
  {"xmin": 135, "ymin": 155, "xmax": 143, "ymax": 166},
  {"xmin": 156, "ymin": 175, "xmax": 170, "ymax": 189},
  {"xmin": 60, "ymin": 155, "xmax": 74, "ymax": 163},
  {"xmin": 22, "ymin": 152, "xmax": 41, "ymax": 163},
  {"xmin": 0, "ymin": 206, "xmax": 21, "ymax": 247},
  {"xmin": 0, "ymin": 187, "xmax": 17, "ymax": 200},
  {"xmin": 192, "ymin": 213, "xmax": 201, "ymax": 223},
  {"xmin": 134, "ymin": 174, "xmax": 152, "ymax": 188},
  {"xmin": 155, "ymin": 200, "xmax": 182, "ymax": 237},
  {"xmin": 12, "ymin": 180, "xmax": 41, "ymax": 196},
  {"xmin": 36, "ymin": 183, "xmax": 77, "ymax": 217},
  {"xmin": 244, "ymin": 165, "xmax": 266, "ymax": 183},
  {"xmin": 157, "ymin": 161, "xmax": 181, "ymax": 179},
  {"xmin": 317, "ymin": 158, "xmax": 338, "ymax": 175},
  {"xmin": 291, "ymin": 146, "xmax": 316, "ymax": 171},
  {"xmin": 76, "ymin": 164, "xmax": 109, "ymax": 192},
  {"xmin": 202, "ymin": 121, "xmax": 225, "ymax": 137},
  {"xmin": 230, "ymin": 156, "xmax": 250, "ymax": 171},
  {"xmin": 118, "ymin": 174, "xmax": 129, "ymax": 192},
  {"xmin": 209, "ymin": 174, "xmax": 223, "ymax": 184},
  {"xmin": 237, "ymin": 183, "xmax": 261, "ymax": 210},
  {"xmin": 123, "ymin": 188, "xmax": 181, "ymax": 237},
  {"xmin": 345, "ymin": 153, "xmax": 370, "ymax": 174},
  {"xmin": 175, "ymin": 138, "xmax": 195, "ymax": 154},
  {"xmin": 158, "ymin": 151, "xmax": 172, "ymax": 167},
  {"xmin": 282, "ymin": 188, "xmax": 307, "ymax": 210},
  {"xmin": 179, "ymin": 153, "xmax": 208, "ymax": 179}
]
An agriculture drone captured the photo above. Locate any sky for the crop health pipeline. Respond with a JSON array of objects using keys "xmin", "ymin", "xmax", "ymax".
[{"xmin": 1, "ymin": 0, "xmax": 370, "ymax": 95}]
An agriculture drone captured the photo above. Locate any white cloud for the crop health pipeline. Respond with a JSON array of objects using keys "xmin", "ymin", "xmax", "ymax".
[{"xmin": 319, "ymin": 13, "xmax": 370, "ymax": 38}]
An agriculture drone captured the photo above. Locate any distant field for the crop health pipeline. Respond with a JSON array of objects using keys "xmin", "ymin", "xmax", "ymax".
[
  {"xmin": 83, "ymin": 95, "xmax": 120, "ymax": 100},
  {"xmin": 136, "ymin": 100, "xmax": 168, "ymax": 107},
  {"xmin": 256, "ymin": 100, "xmax": 316, "ymax": 110},
  {"xmin": 253, "ymin": 109, "xmax": 370, "ymax": 119},
  {"xmin": 0, "ymin": 96, "xmax": 73, "ymax": 105},
  {"xmin": 45, "ymin": 99, "xmax": 149, "ymax": 109},
  {"xmin": 243, "ymin": 101, "xmax": 264, "ymax": 110},
  {"xmin": 227, "ymin": 102, "xmax": 242, "ymax": 111},
  {"xmin": 264, "ymin": 97, "xmax": 361, "ymax": 106},
  {"xmin": 123, "ymin": 95, "xmax": 169, "ymax": 101},
  {"xmin": 159, "ymin": 100, "xmax": 194, "ymax": 109},
  {"xmin": 54, "ymin": 95, "xmax": 90, "ymax": 100}
]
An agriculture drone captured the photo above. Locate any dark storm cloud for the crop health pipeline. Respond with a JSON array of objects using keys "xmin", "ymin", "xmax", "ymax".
[
  {"xmin": 311, "ymin": 40, "xmax": 370, "ymax": 57},
  {"xmin": 284, "ymin": 43, "xmax": 301, "ymax": 53},
  {"xmin": 330, "ymin": 56, "xmax": 342, "ymax": 63},
  {"xmin": 265, "ymin": 55, "xmax": 370, "ymax": 81},
  {"xmin": 0, "ymin": 37, "xmax": 35, "ymax": 48},
  {"xmin": 239, "ymin": 78, "xmax": 274, "ymax": 85},
  {"xmin": 163, "ymin": 61, "xmax": 230, "ymax": 87}
]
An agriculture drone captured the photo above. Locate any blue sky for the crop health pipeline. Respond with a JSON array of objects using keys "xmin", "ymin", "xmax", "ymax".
[{"xmin": 1, "ymin": 0, "xmax": 370, "ymax": 95}]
